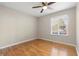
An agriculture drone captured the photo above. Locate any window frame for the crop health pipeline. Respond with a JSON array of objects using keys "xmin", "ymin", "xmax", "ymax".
[{"xmin": 51, "ymin": 14, "xmax": 69, "ymax": 36}]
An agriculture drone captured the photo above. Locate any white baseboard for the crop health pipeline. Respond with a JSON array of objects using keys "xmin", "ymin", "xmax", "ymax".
[
  {"xmin": 0, "ymin": 37, "xmax": 76, "ymax": 50},
  {"xmin": 39, "ymin": 38, "xmax": 76, "ymax": 47},
  {"xmin": 76, "ymin": 47, "xmax": 79, "ymax": 56},
  {"xmin": 0, "ymin": 38, "xmax": 36, "ymax": 49}
]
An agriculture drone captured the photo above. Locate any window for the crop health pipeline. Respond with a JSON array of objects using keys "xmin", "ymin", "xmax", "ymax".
[{"xmin": 51, "ymin": 15, "xmax": 69, "ymax": 36}]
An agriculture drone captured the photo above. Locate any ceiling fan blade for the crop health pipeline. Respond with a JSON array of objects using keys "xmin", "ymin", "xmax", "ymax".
[
  {"xmin": 40, "ymin": 9, "xmax": 44, "ymax": 13},
  {"xmin": 32, "ymin": 6, "xmax": 42, "ymax": 8},
  {"xmin": 42, "ymin": 2, "xmax": 46, "ymax": 6},
  {"xmin": 48, "ymin": 2, "xmax": 56, "ymax": 5}
]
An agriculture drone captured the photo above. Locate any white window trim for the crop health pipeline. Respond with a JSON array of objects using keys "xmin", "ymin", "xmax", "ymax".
[{"xmin": 51, "ymin": 14, "xmax": 69, "ymax": 36}]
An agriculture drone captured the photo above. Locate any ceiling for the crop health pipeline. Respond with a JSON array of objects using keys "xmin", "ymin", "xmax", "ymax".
[{"xmin": 0, "ymin": 2, "xmax": 77, "ymax": 17}]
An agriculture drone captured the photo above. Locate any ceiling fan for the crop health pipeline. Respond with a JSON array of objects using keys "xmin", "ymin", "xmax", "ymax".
[{"xmin": 32, "ymin": 2, "xmax": 56, "ymax": 13}]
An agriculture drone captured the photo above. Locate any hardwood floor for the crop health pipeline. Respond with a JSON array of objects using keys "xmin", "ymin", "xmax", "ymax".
[{"xmin": 0, "ymin": 39, "xmax": 77, "ymax": 56}]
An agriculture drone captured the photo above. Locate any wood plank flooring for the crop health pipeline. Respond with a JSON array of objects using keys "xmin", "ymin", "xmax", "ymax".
[{"xmin": 0, "ymin": 39, "xmax": 77, "ymax": 56}]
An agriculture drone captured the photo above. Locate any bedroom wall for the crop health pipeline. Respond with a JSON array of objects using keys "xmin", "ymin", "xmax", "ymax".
[
  {"xmin": 0, "ymin": 5, "xmax": 37, "ymax": 48},
  {"xmin": 76, "ymin": 3, "xmax": 79, "ymax": 55},
  {"xmin": 38, "ymin": 7, "xmax": 76, "ymax": 46}
]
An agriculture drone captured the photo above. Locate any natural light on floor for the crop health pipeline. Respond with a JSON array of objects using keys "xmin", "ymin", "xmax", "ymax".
[{"xmin": 51, "ymin": 47, "xmax": 68, "ymax": 56}]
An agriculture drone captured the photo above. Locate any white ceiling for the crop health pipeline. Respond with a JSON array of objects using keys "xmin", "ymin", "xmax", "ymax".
[{"xmin": 0, "ymin": 2, "xmax": 77, "ymax": 17}]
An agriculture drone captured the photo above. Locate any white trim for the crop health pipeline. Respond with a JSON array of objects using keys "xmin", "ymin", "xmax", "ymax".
[
  {"xmin": 0, "ymin": 37, "xmax": 76, "ymax": 50},
  {"xmin": 76, "ymin": 48, "xmax": 78, "ymax": 56},
  {"xmin": 76, "ymin": 46, "xmax": 79, "ymax": 56},
  {"xmin": 39, "ymin": 38, "xmax": 76, "ymax": 47},
  {"xmin": 0, "ymin": 38, "xmax": 36, "ymax": 49}
]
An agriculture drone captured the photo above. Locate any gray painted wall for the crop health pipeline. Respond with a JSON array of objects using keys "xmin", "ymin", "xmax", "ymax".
[
  {"xmin": 0, "ymin": 5, "xmax": 37, "ymax": 47},
  {"xmin": 76, "ymin": 3, "xmax": 79, "ymax": 55},
  {"xmin": 38, "ymin": 7, "xmax": 76, "ymax": 45}
]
